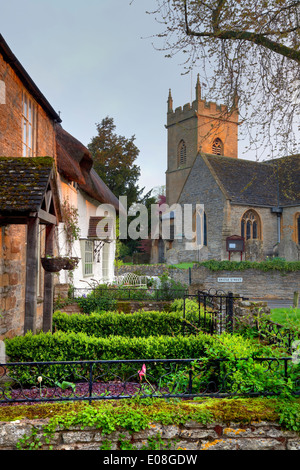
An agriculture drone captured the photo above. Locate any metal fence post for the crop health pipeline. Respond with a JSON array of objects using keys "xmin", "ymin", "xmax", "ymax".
[
  {"xmin": 88, "ymin": 362, "xmax": 93, "ymax": 405},
  {"xmin": 227, "ymin": 292, "xmax": 234, "ymax": 333}
]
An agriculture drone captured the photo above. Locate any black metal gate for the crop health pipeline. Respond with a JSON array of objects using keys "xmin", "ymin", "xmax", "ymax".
[{"xmin": 183, "ymin": 289, "xmax": 245, "ymax": 335}]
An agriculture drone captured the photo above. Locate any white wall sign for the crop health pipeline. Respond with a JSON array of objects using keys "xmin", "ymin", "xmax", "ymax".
[{"xmin": 217, "ymin": 277, "xmax": 243, "ymax": 283}]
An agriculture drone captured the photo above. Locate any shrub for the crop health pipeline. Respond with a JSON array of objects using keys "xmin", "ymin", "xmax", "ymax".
[
  {"xmin": 196, "ymin": 258, "xmax": 300, "ymax": 273},
  {"xmin": 75, "ymin": 287, "xmax": 117, "ymax": 313},
  {"xmin": 5, "ymin": 330, "xmax": 212, "ymax": 364},
  {"xmin": 5, "ymin": 330, "xmax": 294, "ymax": 395},
  {"xmin": 52, "ymin": 310, "xmax": 199, "ymax": 338}
]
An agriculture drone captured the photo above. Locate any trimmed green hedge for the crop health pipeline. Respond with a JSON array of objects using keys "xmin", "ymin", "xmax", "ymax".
[
  {"xmin": 195, "ymin": 258, "xmax": 300, "ymax": 272},
  {"xmin": 52, "ymin": 310, "xmax": 201, "ymax": 337},
  {"xmin": 5, "ymin": 330, "xmax": 213, "ymax": 363},
  {"xmin": 5, "ymin": 330, "xmax": 294, "ymax": 394}
]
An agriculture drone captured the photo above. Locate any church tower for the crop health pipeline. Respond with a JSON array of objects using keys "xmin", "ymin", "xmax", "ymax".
[{"xmin": 165, "ymin": 75, "xmax": 239, "ymax": 205}]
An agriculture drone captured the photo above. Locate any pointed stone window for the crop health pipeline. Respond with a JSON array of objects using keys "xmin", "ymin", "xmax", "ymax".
[
  {"xmin": 178, "ymin": 140, "xmax": 187, "ymax": 167},
  {"xmin": 241, "ymin": 209, "xmax": 261, "ymax": 240},
  {"xmin": 212, "ymin": 138, "xmax": 223, "ymax": 155}
]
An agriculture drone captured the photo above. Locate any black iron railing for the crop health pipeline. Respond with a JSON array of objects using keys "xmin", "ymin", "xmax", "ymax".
[
  {"xmin": 0, "ymin": 356, "xmax": 299, "ymax": 405},
  {"xmin": 258, "ymin": 319, "xmax": 299, "ymax": 353},
  {"xmin": 73, "ymin": 287, "xmax": 188, "ymax": 302},
  {"xmin": 184, "ymin": 290, "xmax": 247, "ymax": 335}
]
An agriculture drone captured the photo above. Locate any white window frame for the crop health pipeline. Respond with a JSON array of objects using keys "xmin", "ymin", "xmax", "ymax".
[
  {"xmin": 81, "ymin": 239, "xmax": 94, "ymax": 277},
  {"xmin": 22, "ymin": 91, "xmax": 36, "ymax": 157}
]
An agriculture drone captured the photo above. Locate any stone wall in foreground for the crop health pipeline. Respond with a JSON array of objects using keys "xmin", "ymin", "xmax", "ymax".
[{"xmin": 1, "ymin": 418, "xmax": 299, "ymax": 450}]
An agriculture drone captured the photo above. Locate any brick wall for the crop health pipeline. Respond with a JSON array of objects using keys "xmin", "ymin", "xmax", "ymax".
[
  {"xmin": 0, "ymin": 52, "xmax": 57, "ymax": 339},
  {"xmin": 0, "ymin": 51, "xmax": 56, "ymax": 157},
  {"xmin": 0, "ymin": 225, "xmax": 26, "ymax": 339}
]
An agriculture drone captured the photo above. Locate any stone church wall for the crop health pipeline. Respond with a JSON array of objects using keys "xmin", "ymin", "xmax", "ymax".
[{"xmin": 172, "ymin": 155, "xmax": 226, "ymax": 263}]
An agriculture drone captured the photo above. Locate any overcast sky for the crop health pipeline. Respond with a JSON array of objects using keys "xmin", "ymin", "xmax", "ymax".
[{"xmin": 1, "ymin": 0, "xmax": 252, "ymax": 196}]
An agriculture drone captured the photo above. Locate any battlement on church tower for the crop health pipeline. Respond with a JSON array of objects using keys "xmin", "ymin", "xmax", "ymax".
[
  {"xmin": 165, "ymin": 75, "xmax": 239, "ymax": 205},
  {"xmin": 167, "ymin": 97, "xmax": 238, "ymax": 128}
]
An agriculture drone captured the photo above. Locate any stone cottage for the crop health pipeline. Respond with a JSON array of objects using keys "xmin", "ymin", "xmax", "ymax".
[
  {"xmin": 151, "ymin": 76, "xmax": 300, "ymax": 264},
  {"xmin": 0, "ymin": 35, "xmax": 120, "ymax": 339}
]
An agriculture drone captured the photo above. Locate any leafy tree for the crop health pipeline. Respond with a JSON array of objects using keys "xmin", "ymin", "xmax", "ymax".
[
  {"xmin": 88, "ymin": 116, "xmax": 143, "ymax": 207},
  {"xmin": 147, "ymin": 0, "xmax": 300, "ymax": 158}
]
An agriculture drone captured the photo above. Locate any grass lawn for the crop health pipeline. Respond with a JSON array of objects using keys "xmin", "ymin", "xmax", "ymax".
[
  {"xmin": 270, "ymin": 307, "xmax": 300, "ymax": 328},
  {"xmin": 171, "ymin": 262, "xmax": 194, "ymax": 269}
]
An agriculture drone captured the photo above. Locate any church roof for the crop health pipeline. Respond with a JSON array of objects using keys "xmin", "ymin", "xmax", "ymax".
[{"xmin": 202, "ymin": 153, "xmax": 300, "ymax": 207}]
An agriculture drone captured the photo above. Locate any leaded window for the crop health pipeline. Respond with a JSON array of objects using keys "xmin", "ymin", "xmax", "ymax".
[{"xmin": 241, "ymin": 210, "xmax": 261, "ymax": 240}]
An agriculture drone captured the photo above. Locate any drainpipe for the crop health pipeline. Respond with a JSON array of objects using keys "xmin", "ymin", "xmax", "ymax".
[
  {"xmin": 271, "ymin": 207, "xmax": 283, "ymax": 244},
  {"xmin": 277, "ymin": 213, "xmax": 281, "ymax": 244},
  {"xmin": 271, "ymin": 160, "xmax": 283, "ymax": 246}
]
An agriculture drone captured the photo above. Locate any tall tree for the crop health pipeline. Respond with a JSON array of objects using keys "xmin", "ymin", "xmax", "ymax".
[
  {"xmin": 147, "ymin": 0, "xmax": 300, "ymax": 158},
  {"xmin": 88, "ymin": 116, "xmax": 143, "ymax": 207}
]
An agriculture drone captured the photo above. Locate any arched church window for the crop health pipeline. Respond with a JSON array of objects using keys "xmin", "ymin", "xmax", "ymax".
[
  {"xmin": 241, "ymin": 210, "xmax": 261, "ymax": 240},
  {"xmin": 178, "ymin": 140, "xmax": 187, "ymax": 167},
  {"xmin": 212, "ymin": 138, "xmax": 223, "ymax": 155}
]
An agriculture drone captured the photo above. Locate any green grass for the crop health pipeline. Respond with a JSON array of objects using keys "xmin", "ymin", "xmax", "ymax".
[
  {"xmin": 170, "ymin": 263, "xmax": 194, "ymax": 269},
  {"xmin": 270, "ymin": 307, "xmax": 300, "ymax": 328}
]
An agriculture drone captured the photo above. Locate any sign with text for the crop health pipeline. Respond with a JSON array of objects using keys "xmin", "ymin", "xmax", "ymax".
[{"xmin": 217, "ymin": 277, "xmax": 243, "ymax": 283}]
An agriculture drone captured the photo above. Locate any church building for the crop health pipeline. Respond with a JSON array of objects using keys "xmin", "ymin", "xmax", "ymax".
[{"xmin": 151, "ymin": 76, "xmax": 300, "ymax": 264}]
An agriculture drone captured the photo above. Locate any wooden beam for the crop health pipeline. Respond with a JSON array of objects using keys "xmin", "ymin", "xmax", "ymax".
[
  {"xmin": 24, "ymin": 217, "xmax": 39, "ymax": 334},
  {"xmin": 42, "ymin": 224, "xmax": 55, "ymax": 332},
  {"xmin": 0, "ymin": 216, "xmax": 29, "ymax": 225},
  {"xmin": 29, "ymin": 209, "xmax": 57, "ymax": 225}
]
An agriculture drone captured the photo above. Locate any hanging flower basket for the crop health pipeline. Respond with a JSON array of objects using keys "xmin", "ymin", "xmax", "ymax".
[
  {"xmin": 41, "ymin": 257, "xmax": 67, "ymax": 273},
  {"xmin": 62, "ymin": 257, "xmax": 80, "ymax": 270},
  {"xmin": 41, "ymin": 256, "xmax": 80, "ymax": 272}
]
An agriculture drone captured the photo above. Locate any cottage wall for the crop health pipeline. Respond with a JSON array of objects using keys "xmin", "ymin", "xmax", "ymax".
[
  {"xmin": 57, "ymin": 178, "xmax": 116, "ymax": 291},
  {"xmin": 0, "ymin": 51, "xmax": 56, "ymax": 157},
  {"xmin": 0, "ymin": 51, "xmax": 57, "ymax": 339}
]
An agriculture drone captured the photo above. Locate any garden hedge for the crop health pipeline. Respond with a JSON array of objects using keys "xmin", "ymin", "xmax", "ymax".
[
  {"xmin": 4, "ymin": 330, "xmax": 295, "ymax": 395},
  {"xmin": 52, "ymin": 310, "xmax": 201, "ymax": 337}
]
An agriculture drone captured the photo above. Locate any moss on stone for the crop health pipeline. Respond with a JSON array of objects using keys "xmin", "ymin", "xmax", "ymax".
[{"xmin": 0, "ymin": 397, "xmax": 285, "ymax": 426}]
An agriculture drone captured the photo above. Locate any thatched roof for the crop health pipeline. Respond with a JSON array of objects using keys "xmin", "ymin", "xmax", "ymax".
[{"xmin": 55, "ymin": 125, "xmax": 121, "ymax": 212}]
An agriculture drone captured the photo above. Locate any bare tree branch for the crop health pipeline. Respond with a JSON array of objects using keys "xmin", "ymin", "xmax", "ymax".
[{"xmin": 146, "ymin": 0, "xmax": 300, "ymax": 159}]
